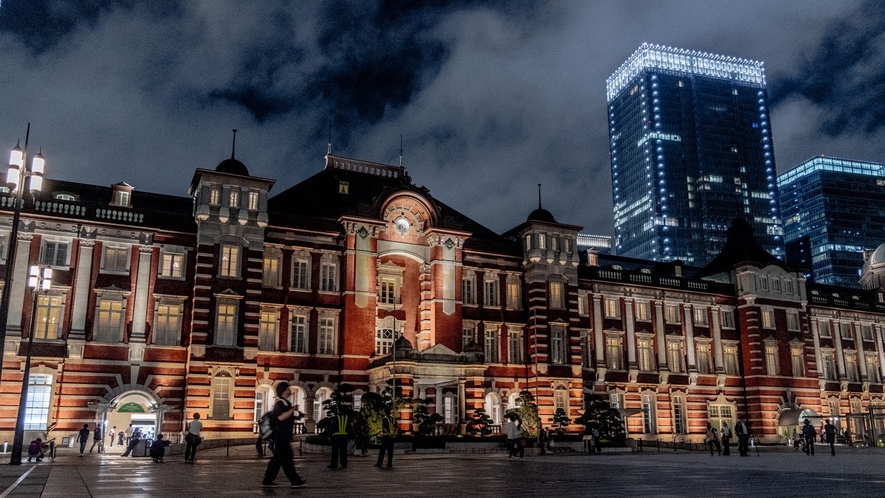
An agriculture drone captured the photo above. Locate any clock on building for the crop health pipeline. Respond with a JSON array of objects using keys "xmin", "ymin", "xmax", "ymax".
[{"xmin": 394, "ymin": 216, "xmax": 411, "ymax": 236}]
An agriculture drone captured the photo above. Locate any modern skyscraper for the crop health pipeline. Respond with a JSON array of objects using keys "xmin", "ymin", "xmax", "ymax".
[
  {"xmin": 778, "ymin": 156, "xmax": 885, "ymax": 287},
  {"xmin": 606, "ymin": 44, "xmax": 783, "ymax": 265}
]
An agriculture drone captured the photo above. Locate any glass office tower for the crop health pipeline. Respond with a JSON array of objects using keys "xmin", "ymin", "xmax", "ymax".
[
  {"xmin": 778, "ymin": 156, "xmax": 885, "ymax": 287},
  {"xmin": 607, "ymin": 44, "xmax": 783, "ymax": 264}
]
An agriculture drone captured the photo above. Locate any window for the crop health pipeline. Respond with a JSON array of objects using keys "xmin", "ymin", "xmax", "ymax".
[
  {"xmin": 154, "ymin": 303, "xmax": 181, "ymax": 346},
  {"xmin": 314, "ymin": 387, "xmax": 332, "ymax": 422},
  {"xmin": 507, "ymin": 327, "xmax": 523, "ymax": 364},
  {"xmin": 375, "ymin": 325, "xmax": 396, "ymax": 355},
  {"xmin": 724, "ymin": 344, "xmax": 740, "ymax": 375},
  {"xmin": 259, "ymin": 310, "xmax": 278, "ymax": 351},
  {"xmin": 54, "ymin": 193, "xmax": 76, "ymax": 201},
  {"xmin": 112, "ymin": 190, "xmax": 130, "ymax": 207},
  {"xmin": 338, "ymin": 181, "xmax": 349, "ymax": 194},
  {"xmin": 604, "ymin": 297, "xmax": 620, "ymax": 318},
  {"xmin": 642, "ymin": 393, "xmax": 657, "ymax": 434},
  {"xmin": 636, "ymin": 301, "xmax": 650, "ymax": 321},
  {"xmin": 102, "ymin": 246, "xmax": 128, "ymax": 272},
  {"xmin": 862, "ymin": 324, "xmax": 874, "ymax": 341},
  {"xmin": 24, "ymin": 375, "xmax": 52, "ymax": 430},
  {"xmin": 290, "ymin": 314, "xmax": 308, "ymax": 353},
  {"xmin": 160, "ymin": 252, "xmax": 185, "ymax": 278},
  {"xmin": 758, "ymin": 276, "xmax": 769, "ymax": 291},
  {"xmin": 262, "ymin": 256, "xmax": 280, "ymax": 288},
  {"xmin": 484, "ymin": 325, "xmax": 500, "ymax": 363},
  {"xmin": 577, "ymin": 292, "xmax": 588, "ymax": 315},
  {"xmin": 765, "ymin": 343, "xmax": 779, "ymax": 376},
  {"xmin": 721, "ymin": 309, "xmax": 735, "ymax": 329},
  {"xmin": 550, "ymin": 326, "xmax": 567, "ymax": 365},
  {"xmin": 215, "ymin": 302, "xmax": 237, "ymax": 346},
  {"xmin": 790, "ymin": 345, "xmax": 804, "ymax": 377},
  {"xmin": 708, "ymin": 404, "xmax": 734, "ymax": 432},
  {"xmin": 34, "ymin": 295, "xmax": 63, "ymax": 340},
  {"xmin": 320, "ymin": 261, "xmax": 338, "ymax": 292},
  {"xmin": 828, "ymin": 399, "xmax": 840, "ymax": 427},
  {"xmin": 484, "ymin": 278, "xmax": 500, "ymax": 307},
  {"xmin": 554, "ymin": 387, "xmax": 568, "ymax": 412},
  {"xmin": 693, "ymin": 307, "xmax": 707, "ymax": 326},
  {"xmin": 664, "ymin": 304, "xmax": 681, "ymax": 324},
  {"xmin": 484, "ymin": 393, "xmax": 502, "ymax": 425},
  {"xmin": 866, "ymin": 355, "xmax": 880, "ymax": 383},
  {"xmin": 761, "ymin": 309, "xmax": 775, "ymax": 329},
  {"xmin": 551, "ymin": 236, "xmax": 559, "ymax": 252},
  {"xmin": 292, "ymin": 257, "xmax": 310, "ymax": 290},
  {"xmin": 379, "ymin": 278, "xmax": 398, "ymax": 305},
  {"xmin": 254, "ymin": 385, "xmax": 274, "ymax": 430},
  {"xmin": 609, "ymin": 392, "xmax": 624, "ymax": 410},
  {"xmin": 822, "ymin": 351, "xmax": 837, "ymax": 381},
  {"xmin": 819, "ymin": 321, "xmax": 831, "ymax": 338},
  {"xmin": 549, "ymin": 281, "xmax": 564, "ymax": 309},
  {"xmin": 785, "ymin": 280, "xmax": 794, "ymax": 294},
  {"xmin": 210, "ymin": 188, "xmax": 220, "ymax": 205},
  {"xmin": 212, "ymin": 371, "xmax": 232, "ymax": 420},
  {"xmin": 772, "ymin": 278, "xmax": 782, "ymax": 293},
  {"xmin": 506, "ymin": 279, "xmax": 521, "ymax": 310},
  {"xmin": 220, "ymin": 245, "xmax": 240, "ymax": 278},
  {"xmin": 443, "ymin": 395, "xmax": 455, "ymax": 424},
  {"xmin": 462, "ymin": 322, "xmax": 477, "ymax": 351},
  {"xmin": 840, "ymin": 323, "xmax": 853, "ymax": 339},
  {"xmin": 462, "ymin": 275, "xmax": 476, "ymax": 305},
  {"xmin": 318, "ymin": 316, "xmax": 336, "ymax": 354},
  {"xmin": 667, "ymin": 340, "xmax": 684, "ymax": 373},
  {"xmin": 538, "ymin": 233, "xmax": 546, "ymax": 250},
  {"xmin": 672, "ymin": 396, "xmax": 687, "ymax": 434},
  {"xmin": 524, "ymin": 233, "xmax": 532, "ymax": 250},
  {"xmin": 248, "ymin": 191, "xmax": 259, "ymax": 210},
  {"xmin": 786, "ymin": 312, "xmax": 800, "ymax": 332},
  {"xmin": 845, "ymin": 353, "xmax": 859, "ymax": 382},
  {"xmin": 229, "ymin": 189, "xmax": 239, "ymax": 207},
  {"xmin": 697, "ymin": 342, "xmax": 713, "ymax": 374},
  {"xmin": 637, "ymin": 337, "xmax": 654, "ymax": 371},
  {"xmin": 41, "ymin": 241, "xmax": 68, "ymax": 267},
  {"xmin": 95, "ymin": 299, "xmax": 124, "ymax": 343},
  {"xmin": 606, "ymin": 334, "xmax": 623, "ymax": 370}
]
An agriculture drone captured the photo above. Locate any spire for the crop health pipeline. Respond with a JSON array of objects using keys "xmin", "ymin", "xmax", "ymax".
[
  {"xmin": 327, "ymin": 118, "xmax": 332, "ymax": 155},
  {"xmin": 230, "ymin": 129, "xmax": 237, "ymax": 159}
]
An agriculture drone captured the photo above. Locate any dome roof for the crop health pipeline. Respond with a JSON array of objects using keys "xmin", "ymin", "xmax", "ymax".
[
  {"xmin": 527, "ymin": 208, "xmax": 557, "ymax": 223},
  {"xmin": 869, "ymin": 243, "xmax": 885, "ymax": 267},
  {"xmin": 215, "ymin": 158, "xmax": 249, "ymax": 176}
]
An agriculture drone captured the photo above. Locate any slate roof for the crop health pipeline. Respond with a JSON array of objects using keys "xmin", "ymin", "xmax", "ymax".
[{"xmin": 697, "ymin": 217, "xmax": 788, "ymax": 278}]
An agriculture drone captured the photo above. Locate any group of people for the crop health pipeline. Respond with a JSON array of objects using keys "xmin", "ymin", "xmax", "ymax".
[
  {"xmin": 704, "ymin": 419, "xmax": 753, "ymax": 456},
  {"xmin": 795, "ymin": 418, "xmax": 838, "ymax": 456}
]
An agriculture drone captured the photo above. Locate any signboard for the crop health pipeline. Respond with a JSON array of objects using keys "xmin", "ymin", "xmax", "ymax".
[{"xmin": 117, "ymin": 402, "xmax": 145, "ymax": 413}]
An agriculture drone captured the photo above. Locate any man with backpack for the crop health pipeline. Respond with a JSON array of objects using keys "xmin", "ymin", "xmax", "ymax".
[{"xmin": 261, "ymin": 382, "xmax": 306, "ymax": 488}]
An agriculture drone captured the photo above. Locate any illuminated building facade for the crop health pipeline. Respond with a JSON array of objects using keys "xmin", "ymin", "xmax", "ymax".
[
  {"xmin": 778, "ymin": 156, "xmax": 885, "ymax": 288},
  {"xmin": 607, "ymin": 44, "xmax": 783, "ymax": 265}
]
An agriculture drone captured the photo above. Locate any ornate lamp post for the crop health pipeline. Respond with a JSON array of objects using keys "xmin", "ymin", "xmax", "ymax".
[{"xmin": 10, "ymin": 265, "xmax": 52, "ymax": 465}]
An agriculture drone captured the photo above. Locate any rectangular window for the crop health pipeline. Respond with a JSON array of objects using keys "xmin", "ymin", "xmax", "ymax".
[
  {"xmin": 667, "ymin": 341, "xmax": 684, "ymax": 373},
  {"xmin": 34, "ymin": 295, "xmax": 63, "ymax": 340},
  {"xmin": 772, "ymin": 279, "xmax": 782, "ymax": 293},
  {"xmin": 604, "ymin": 297, "xmax": 620, "ymax": 318},
  {"xmin": 664, "ymin": 304, "xmax": 681, "ymax": 324},
  {"xmin": 262, "ymin": 256, "xmax": 280, "ymax": 288},
  {"xmin": 765, "ymin": 344, "xmax": 779, "ymax": 375},
  {"xmin": 24, "ymin": 374, "xmax": 52, "ymax": 430},
  {"xmin": 538, "ymin": 233, "xmax": 546, "ymax": 250},
  {"xmin": 215, "ymin": 303, "xmax": 237, "ymax": 346},
  {"xmin": 95, "ymin": 300, "xmax": 124, "ymax": 343},
  {"xmin": 229, "ymin": 189, "xmax": 239, "ymax": 207},
  {"xmin": 785, "ymin": 280, "xmax": 794, "ymax": 294},
  {"xmin": 549, "ymin": 282, "xmax": 564, "ymax": 309},
  {"xmin": 606, "ymin": 336, "xmax": 623, "ymax": 370},
  {"xmin": 210, "ymin": 188, "xmax": 220, "ymax": 205},
  {"xmin": 290, "ymin": 315, "xmax": 307, "ymax": 353},
  {"xmin": 758, "ymin": 276, "xmax": 769, "ymax": 291},
  {"xmin": 103, "ymin": 246, "xmax": 128, "ymax": 272},
  {"xmin": 862, "ymin": 324, "xmax": 874, "ymax": 341},
  {"xmin": 693, "ymin": 307, "xmax": 707, "ymax": 326},
  {"xmin": 462, "ymin": 324, "xmax": 477, "ymax": 351},
  {"xmin": 41, "ymin": 241, "xmax": 68, "ymax": 267},
  {"xmin": 507, "ymin": 327, "xmax": 523, "ymax": 364},
  {"xmin": 840, "ymin": 323, "xmax": 853, "ymax": 339},
  {"xmin": 845, "ymin": 354, "xmax": 859, "ymax": 382},
  {"xmin": 635, "ymin": 301, "xmax": 650, "ymax": 321},
  {"xmin": 577, "ymin": 292, "xmax": 588, "ymax": 315},
  {"xmin": 292, "ymin": 259, "xmax": 309, "ymax": 290},
  {"xmin": 761, "ymin": 309, "xmax": 775, "ymax": 329},
  {"xmin": 248, "ymin": 191, "xmax": 259, "ymax": 210},
  {"xmin": 160, "ymin": 252, "xmax": 185, "ymax": 278},
  {"xmin": 866, "ymin": 355, "xmax": 880, "ymax": 383},
  {"xmin": 786, "ymin": 312, "xmax": 800, "ymax": 331},
  {"xmin": 724, "ymin": 345, "xmax": 740, "ymax": 375},
  {"xmin": 791, "ymin": 346, "xmax": 804, "ymax": 377},
  {"xmin": 379, "ymin": 278, "xmax": 397, "ymax": 305},
  {"xmin": 697, "ymin": 342, "xmax": 713, "ymax": 374},
  {"xmin": 220, "ymin": 245, "xmax": 240, "ymax": 278},
  {"xmin": 320, "ymin": 262, "xmax": 338, "ymax": 292},
  {"xmin": 154, "ymin": 303, "xmax": 180, "ymax": 346},
  {"xmin": 823, "ymin": 352, "xmax": 838, "ymax": 381},
  {"xmin": 721, "ymin": 309, "xmax": 735, "ymax": 329},
  {"xmin": 550, "ymin": 326, "xmax": 567, "ymax": 365},
  {"xmin": 318, "ymin": 317, "xmax": 335, "ymax": 354},
  {"xmin": 609, "ymin": 392, "xmax": 624, "ymax": 410},
  {"xmin": 258, "ymin": 311, "xmax": 278, "ymax": 351},
  {"xmin": 485, "ymin": 326, "xmax": 500, "ymax": 363},
  {"xmin": 672, "ymin": 397, "xmax": 686, "ymax": 435},
  {"xmin": 376, "ymin": 326, "xmax": 395, "ymax": 355},
  {"xmin": 637, "ymin": 338, "xmax": 654, "ymax": 371},
  {"xmin": 213, "ymin": 375, "xmax": 231, "ymax": 420},
  {"xmin": 112, "ymin": 190, "xmax": 130, "ymax": 207},
  {"xmin": 462, "ymin": 278, "xmax": 476, "ymax": 305},
  {"xmin": 642, "ymin": 393, "xmax": 657, "ymax": 434},
  {"xmin": 484, "ymin": 279, "xmax": 500, "ymax": 307},
  {"xmin": 506, "ymin": 281, "xmax": 521, "ymax": 310},
  {"xmin": 819, "ymin": 321, "xmax": 831, "ymax": 337}
]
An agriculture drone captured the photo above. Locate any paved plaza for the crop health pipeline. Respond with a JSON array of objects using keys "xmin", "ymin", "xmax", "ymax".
[{"xmin": 1, "ymin": 444, "xmax": 885, "ymax": 497}]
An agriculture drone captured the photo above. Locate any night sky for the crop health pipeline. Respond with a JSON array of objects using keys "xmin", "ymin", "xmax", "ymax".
[{"xmin": 1, "ymin": 0, "xmax": 883, "ymax": 237}]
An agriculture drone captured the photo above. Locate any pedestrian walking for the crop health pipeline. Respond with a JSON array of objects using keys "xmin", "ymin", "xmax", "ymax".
[
  {"xmin": 720, "ymin": 422, "xmax": 731, "ymax": 456},
  {"xmin": 89, "ymin": 425, "xmax": 103, "ymax": 453},
  {"xmin": 108, "ymin": 426, "xmax": 116, "ymax": 447},
  {"xmin": 824, "ymin": 419, "xmax": 837, "ymax": 456},
  {"xmin": 184, "ymin": 413, "xmax": 203, "ymax": 462},
  {"xmin": 705, "ymin": 422, "xmax": 721, "ymax": 455},
  {"xmin": 374, "ymin": 408, "xmax": 397, "ymax": 468},
  {"xmin": 262, "ymin": 382, "xmax": 306, "ymax": 488},
  {"xmin": 328, "ymin": 410, "xmax": 353, "ymax": 469},
  {"xmin": 735, "ymin": 418, "xmax": 751, "ymax": 457},
  {"xmin": 77, "ymin": 424, "xmax": 89, "ymax": 456},
  {"xmin": 801, "ymin": 418, "xmax": 816, "ymax": 456},
  {"xmin": 504, "ymin": 414, "xmax": 524, "ymax": 459}
]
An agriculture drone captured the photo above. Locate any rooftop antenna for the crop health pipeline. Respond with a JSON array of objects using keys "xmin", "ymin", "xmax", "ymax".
[
  {"xmin": 327, "ymin": 118, "xmax": 332, "ymax": 155},
  {"xmin": 537, "ymin": 183, "xmax": 542, "ymax": 209},
  {"xmin": 230, "ymin": 129, "xmax": 237, "ymax": 159}
]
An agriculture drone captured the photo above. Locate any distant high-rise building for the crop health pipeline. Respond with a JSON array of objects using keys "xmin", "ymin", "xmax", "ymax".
[
  {"xmin": 606, "ymin": 44, "xmax": 783, "ymax": 264},
  {"xmin": 576, "ymin": 233, "xmax": 614, "ymax": 255},
  {"xmin": 778, "ymin": 156, "xmax": 885, "ymax": 287}
]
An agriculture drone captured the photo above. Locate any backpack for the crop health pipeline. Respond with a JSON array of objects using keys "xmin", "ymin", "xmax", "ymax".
[{"xmin": 258, "ymin": 411, "xmax": 276, "ymax": 440}]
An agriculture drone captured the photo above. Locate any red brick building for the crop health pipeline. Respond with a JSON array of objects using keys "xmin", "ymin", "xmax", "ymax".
[{"xmin": 2, "ymin": 152, "xmax": 884, "ymax": 445}]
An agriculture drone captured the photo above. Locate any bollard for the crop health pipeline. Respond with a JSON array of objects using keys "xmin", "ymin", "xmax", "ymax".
[{"xmin": 3, "ymin": 441, "xmax": 7, "ymax": 453}]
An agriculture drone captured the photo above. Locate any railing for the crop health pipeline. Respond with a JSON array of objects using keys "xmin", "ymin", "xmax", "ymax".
[{"xmin": 586, "ymin": 267, "xmax": 733, "ymax": 295}]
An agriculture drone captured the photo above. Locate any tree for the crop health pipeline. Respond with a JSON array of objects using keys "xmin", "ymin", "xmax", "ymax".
[
  {"xmin": 411, "ymin": 398, "xmax": 443, "ymax": 436},
  {"xmin": 505, "ymin": 390, "xmax": 540, "ymax": 437},
  {"xmin": 465, "ymin": 407, "xmax": 494, "ymax": 436},
  {"xmin": 575, "ymin": 395, "xmax": 626, "ymax": 443},
  {"xmin": 552, "ymin": 408, "xmax": 571, "ymax": 434},
  {"xmin": 317, "ymin": 384, "xmax": 356, "ymax": 434}
]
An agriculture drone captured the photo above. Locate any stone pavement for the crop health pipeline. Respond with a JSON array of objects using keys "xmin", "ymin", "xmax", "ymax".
[{"xmin": 1, "ymin": 443, "xmax": 885, "ymax": 497}]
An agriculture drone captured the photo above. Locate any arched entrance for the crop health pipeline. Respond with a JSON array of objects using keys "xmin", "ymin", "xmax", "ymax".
[
  {"xmin": 777, "ymin": 408, "xmax": 819, "ymax": 441},
  {"xmin": 91, "ymin": 388, "xmax": 171, "ymax": 449}
]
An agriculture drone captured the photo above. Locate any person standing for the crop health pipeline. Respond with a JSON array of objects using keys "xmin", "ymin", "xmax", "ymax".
[
  {"xmin": 121, "ymin": 428, "xmax": 142, "ymax": 457},
  {"xmin": 720, "ymin": 422, "xmax": 731, "ymax": 456},
  {"xmin": 801, "ymin": 418, "xmax": 816, "ymax": 456},
  {"xmin": 108, "ymin": 426, "xmax": 116, "ymax": 448},
  {"xmin": 735, "ymin": 418, "xmax": 751, "ymax": 457},
  {"xmin": 89, "ymin": 425, "xmax": 103, "ymax": 453},
  {"xmin": 503, "ymin": 414, "xmax": 524, "ymax": 459},
  {"xmin": 124, "ymin": 424, "xmax": 134, "ymax": 447},
  {"xmin": 77, "ymin": 424, "xmax": 90, "ymax": 456},
  {"xmin": 538, "ymin": 426, "xmax": 548, "ymax": 456},
  {"xmin": 374, "ymin": 408, "xmax": 397, "ymax": 468},
  {"xmin": 705, "ymin": 423, "xmax": 721, "ymax": 456},
  {"xmin": 184, "ymin": 413, "xmax": 203, "ymax": 462},
  {"xmin": 328, "ymin": 410, "xmax": 352, "ymax": 469},
  {"xmin": 262, "ymin": 382, "xmax": 306, "ymax": 487},
  {"xmin": 824, "ymin": 419, "xmax": 837, "ymax": 456}
]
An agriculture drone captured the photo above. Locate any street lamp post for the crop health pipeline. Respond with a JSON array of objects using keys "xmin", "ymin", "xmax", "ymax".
[{"xmin": 10, "ymin": 265, "xmax": 52, "ymax": 465}]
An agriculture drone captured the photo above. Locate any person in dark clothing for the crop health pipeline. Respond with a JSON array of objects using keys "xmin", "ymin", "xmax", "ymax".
[
  {"xmin": 374, "ymin": 409, "xmax": 397, "ymax": 468},
  {"xmin": 538, "ymin": 426, "xmax": 548, "ymax": 456},
  {"xmin": 150, "ymin": 434, "xmax": 170, "ymax": 463},
  {"xmin": 824, "ymin": 419, "xmax": 837, "ymax": 456},
  {"xmin": 801, "ymin": 418, "xmax": 816, "ymax": 456},
  {"xmin": 89, "ymin": 425, "xmax": 102, "ymax": 453},
  {"xmin": 734, "ymin": 418, "xmax": 751, "ymax": 457},
  {"xmin": 27, "ymin": 438, "xmax": 44, "ymax": 463},
  {"xmin": 328, "ymin": 410, "xmax": 353, "ymax": 469},
  {"xmin": 121, "ymin": 428, "xmax": 142, "ymax": 457},
  {"xmin": 720, "ymin": 422, "xmax": 732, "ymax": 456},
  {"xmin": 262, "ymin": 382, "xmax": 306, "ymax": 488},
  {"xmin": 77, "ymin": 424, "xmax": 89, "ymax": 456}
]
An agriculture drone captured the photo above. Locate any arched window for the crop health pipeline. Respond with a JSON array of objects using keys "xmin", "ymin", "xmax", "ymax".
[
  {"xmin": 508, "ymin": 392, "xmax": 520, "ymax": 411},
  {"xmin": 254, "ymin": 385, "xmax": 275, "ymax": 430},
  {"xmin": 289, "ymin": 385, "xmax": 306, "ymax": 414},
  {"xmin": 314, "ymin": 387, "xmax": 333, "ymax": 422},
  {"xmin": 484, "ymin": 393, "xmax": 502, "ymax": 425},
  {"xmin": 212, "ymin": 371, "xmax": 233, "ymax": 420}
]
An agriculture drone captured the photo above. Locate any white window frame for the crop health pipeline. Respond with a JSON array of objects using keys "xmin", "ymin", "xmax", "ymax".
[
  {"xmin": 262, "ymin": 254, "xmax": 281, "ymax": 288},
  {"xmin": 317, "ymin": 313, "xmax": 337, "ymax": 355},
  {"xmin": 505, "ymin": 276, "xmax": 521, "ymax": 310},
  {"xmin": 642, "ymin": 392, "xmax": 657, "ymax": 434},
  {"xmin": 220, "ymin": 244, "xmax": 240, "ymax": 278},
  {"xmin": 724, "ymin": 342, "xmax": 740, "ymax": 375},
  {"xmin": 693, "ymin": 306, "xmax": 707, "ymax": 326},
  {"xmin": 248, "ymin": 191, "xmax": 259, "ymax": 210},
  {"xmin": 696, "ymin": 340, "xmax": 713, "ymax": 374},
  {"xmin": 24, "ymin": 374, "xmax": 52, "ymax": 431},
  {"xmin": 672, "ymin": 395, "xmax": 687, "ymax": 435},
  {"xmin": 790, "ymin": 342, "xmax": 804, "ymax": 377},
  {"xmin": 289, "ymin": 312, "xmax": 309, "ymax": 353},
  {"xmin": 635, "ymin": 301, "xmax": 651, "ymax": 321},
  {"xmin": 550, "ymin": 325, "xmax": 567, "ymax": 365},
  {"xmin": 605, "ymin": 332, "xmax": 624, "ymax": 370},
  {"xmin": 786, "ymin": 311, "xmax": 800, "ymax": 332},
  {"xmin": 214, "ymin": 300, "xmax": 239, "ymax": 347},
  {"xmin": 462, "ymin": 322, "xmax": 477, "ymax": 351},
  {"xmin": 764, "ymin": 340, "xmax": 779, "ymax": 376},
  {"xmin": 34, "ymin": 294, "xmax": 64, "ymax": 340},
  {"xmin": 667, "ymin": 338, "xmax": 684, "ymax": 373},
  {"xmin": 153, "ymin": 299, "xmax": 183, "ymax": 346},
  {"xmin": 483, "ymin": 276, "xmax": 500, "ymax": 308},
  {"xmin": 291, "ymin": 253, "xmax": 311, "ymax": 290},
  {"xmin": 761, "ymin": 308, "xmax": 775, "ymax": 329},
  {"xmin": 664, "ymin": 304, "xmax": 681, "ymax": 324},
  {"xmin": 721, "ymin": 308, "xmax": 736, "ymax": 329},
  {"xmin": 484, "ymin": 324, "xmax": 500, "ymax": 363},
  {"xmin": 507, "ymin": 326, "xmax": 523, "ymax": 364},
  {"xmin": 212, "ymin": 371, "xmax": 233, "ymax": 420},
  {"xmin": 94, "ymin": 295, "xmax": 126, "ymax": 343},
  {"xmin": 604, "ymin": 296, "xmax": 620, "ymax": 318},
  {"xmin": 637, "ymin": 335, "xmax": 654, "ymax": 372},
  {"xmin": 101, "ymin": 245, "xmax": 129, "ymax": 273},
  {"xmin": 159, "ymin": 251, "xmax": 185, "ymax": 279},
  {"xmin": 40, "ymin": 240, "xmax": 69, "ymax": 267},
  {"xmin": 258, "ymin": 309, "xmax": 279, "ymax": 352},
  {"xmin": 320, "ymin": 258, "xmax": 338, "ymax": 292}
]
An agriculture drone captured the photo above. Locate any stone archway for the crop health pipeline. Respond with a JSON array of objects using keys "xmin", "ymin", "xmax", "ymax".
[{"xmin": 90, "ymin": 385, "xmax": 172, "ymax": 447}]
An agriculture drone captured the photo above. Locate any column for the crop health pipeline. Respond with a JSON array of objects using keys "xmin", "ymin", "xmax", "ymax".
[
  {"xmin": 683, "ymin": 305, "xmax": 696, "ymax": 369},
  {"xmin": 130, "ymin": 246, "xmax": 154, "ymax": 342},
  {"xmin": 855, "ymin": 323, "xmax": 868, "ymax": 381},
  {"xmin": 592, "ymin": 295, "xmax": 604, "ymax": 367},
  {"xmin": 69, "ymin": 239, "xmax": 95, "ymax": 340},
  {"xmin": 811, "ymin": 318, "xmax": 824, "ymax": 380},
  {"xmin": 834, "ymin": 320, "xmax": 846, "ymax": 379},
  {"xmin": 625, "ymin": 297, "xmax": 636, "ymax": 369},
  {"xmin": 655, "ymin": 302, "xmax": 667, "ymax": 368},
  {"xmin": 711, "ymin": 306, "xmax": 724, "ymax": 372},
  {"xmin": 875, "ymin": 324, "xmax": 885, "ymax": 383},
  {"xmin": 7, "ymin": 233, "xmax": 33, "ymax": 333}
]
